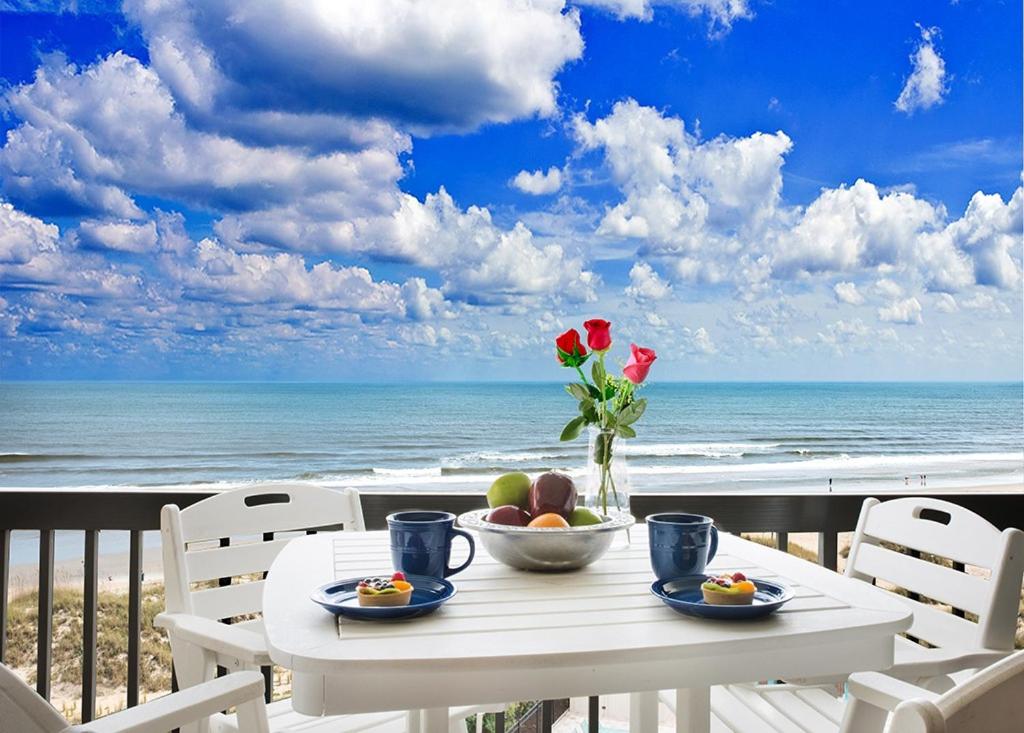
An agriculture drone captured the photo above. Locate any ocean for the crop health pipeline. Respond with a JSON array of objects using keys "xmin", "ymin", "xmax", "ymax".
[
  {"xmin": 3, "ymin": 382, "xmax": 1021, "ymax": 567},
  {"xmin": 2, "ymin": 381, "xmax": 1021, "ymax": 492}
]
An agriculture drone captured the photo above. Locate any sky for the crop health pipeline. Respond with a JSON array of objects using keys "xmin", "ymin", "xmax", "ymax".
[{"xmin": 0, "ymin": 0, "xmax": 1021, "ymax": 382}]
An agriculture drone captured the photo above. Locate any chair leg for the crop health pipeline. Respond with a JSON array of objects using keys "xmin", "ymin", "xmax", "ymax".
[
  {"xmin": 839, "ymin": 697, "xmax": 889, "ymax": 733},
  {"xmin": 675, "ymin": 688, "xmax": 710, "ymax": 733},
  {"xmin": 423, "ymin": 707, "xmax": 450, "ymax": 733},
  {"xmin": 235, "ymin": 697, "xmax": 271, "ymax": 733}
]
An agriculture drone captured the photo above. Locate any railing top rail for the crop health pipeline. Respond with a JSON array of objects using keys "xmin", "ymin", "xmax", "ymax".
[{"xmin": 0, "ymin": 488, "xmax": 1021, "ymax": 533}]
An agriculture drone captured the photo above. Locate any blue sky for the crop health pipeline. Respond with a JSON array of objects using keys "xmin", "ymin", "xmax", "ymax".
[{"xmin": 0, "ymin": 0, "xmax": 1021, "ymax": 381}]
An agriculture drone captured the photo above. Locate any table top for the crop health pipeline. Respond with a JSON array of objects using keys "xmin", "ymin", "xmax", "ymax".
[{"xmin": 264, "ymin": 525, "xmax": 912, "ymax": 679}]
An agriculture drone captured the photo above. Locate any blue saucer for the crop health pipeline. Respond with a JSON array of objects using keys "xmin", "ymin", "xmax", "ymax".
[
  {"xmin": 651, "ymin": 576, "xmax": 793, "ymax": 620},
  {"xmin": 311, "ymin": 575, "xmax": 456, "ymax": 621}
]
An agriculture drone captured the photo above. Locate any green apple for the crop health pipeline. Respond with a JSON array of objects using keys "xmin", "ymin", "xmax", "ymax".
[
  {"xmin": 486, "ymin": 472, "xmax": 532, "ymax": 509},
  {"xmin": 568, "ymin": 507, "xmax": 603, "ymax": 527}
]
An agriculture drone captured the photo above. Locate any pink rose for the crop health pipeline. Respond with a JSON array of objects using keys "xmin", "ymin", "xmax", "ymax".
[{"xmin": 623, "ymin": 343, "xmax": 657, "ymax": 384}]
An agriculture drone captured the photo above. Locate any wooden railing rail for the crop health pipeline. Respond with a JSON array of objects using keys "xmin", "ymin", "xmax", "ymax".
[{"xmin": 0, "ymin": 488, "xmax": 1021, "ymax": 724}]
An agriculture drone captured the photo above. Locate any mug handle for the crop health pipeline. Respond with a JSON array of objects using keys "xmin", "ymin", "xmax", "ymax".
[
  {"xmin": 707, "ymin": 525, "xmax": 719, "ymax": 563},
  {"xmin": 445, "ymin": 528, "xmax": 476, "ymax": 577}
]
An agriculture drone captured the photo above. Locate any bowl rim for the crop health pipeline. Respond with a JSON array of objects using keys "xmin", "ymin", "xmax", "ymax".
[{"xmin": 457, "ymin": 508, "xmax": 635, "ymax": 534}]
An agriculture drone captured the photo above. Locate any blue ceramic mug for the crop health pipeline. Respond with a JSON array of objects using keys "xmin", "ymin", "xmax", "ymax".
[
  {"xmin": 647, "ymin": 512, "xmax": 719, "ymax": 580},
  {"xmin": 387, "ymin": 510, "xmax": 476, "ymax": 579}
]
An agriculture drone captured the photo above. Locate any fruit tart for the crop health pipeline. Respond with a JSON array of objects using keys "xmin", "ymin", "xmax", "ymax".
[
  {"xmin": 701, "ymin": 572, "xmax": 757, "ymax": 605},
  {"xmin": 356, "ymin": 572, "xmax": 413, "ymax": 607}
]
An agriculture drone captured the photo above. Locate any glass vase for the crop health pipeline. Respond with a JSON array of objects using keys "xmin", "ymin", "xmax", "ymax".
[{"xmin": 585, "ymin": 426, "xmax": 631, "ymax": 517}]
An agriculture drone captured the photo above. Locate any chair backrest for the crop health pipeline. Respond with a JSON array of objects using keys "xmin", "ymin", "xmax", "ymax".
[
  {"xmin": 0, "ymin": 663, "xmax": 68, "ymax": 733},
  {"xmin": 887, "ymin": 649, "xmax": 1024, "ymax": 733},
  {"xmin": 162, "ymin": 483, "xmax": 366, "ymax": 620},
  {"xmin": 845, "ymin": 497, "xmax": 1024, "ymax": 651}
]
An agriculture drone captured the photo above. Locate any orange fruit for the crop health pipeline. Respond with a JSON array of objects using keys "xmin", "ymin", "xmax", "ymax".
[
  {"xmin": 528, "ymin": 512, "xmax": 570, "ymax": 529},
  {"xmin": 734, "ymin": 580, "xmax": 756, "ymax": 593}
]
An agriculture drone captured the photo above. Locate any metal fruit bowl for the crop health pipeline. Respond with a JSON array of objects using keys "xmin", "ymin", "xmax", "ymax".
[{"xmin": 457, "ymin": 509, "xmax": 635, "ymax": 571}]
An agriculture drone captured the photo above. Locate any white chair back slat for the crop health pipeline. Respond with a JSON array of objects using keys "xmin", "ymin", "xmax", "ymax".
[
  {"xmin": 861, "ymin": 497, "xmax": 1002, "ymax": 568},
  {"xmin": 846, "ymin": 497, "xmax": 1024, "ymax": 657},
  {"xmin": 900, "ymin": 596, "xmax": 980, "ymax": 650},
  {"xmin": 185, "ymin": 538, "xmax": 295, "ymax": 583},
  {"xmin": 0, "ymin": 664, "xmax": 68, "ymax": 733},
  {"xmin": 178, "ymin": 483, "xmax": 365, "ymax": 543},
  {"xmin": 190, "ymin": 580, "xmax": 267, "ymax": 621},
  {"xmin": 853, "ymin": 543, "xmax": 988, "ymax": 616},
  {"xmin": 162, "ymin": 484, "xmax": 365, "ymax": 621},
  {"xmin": 887, "ymin": 650, "xmax": 1024, "ymax": 733}
]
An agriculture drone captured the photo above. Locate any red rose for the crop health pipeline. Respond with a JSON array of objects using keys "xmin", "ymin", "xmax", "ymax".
[
  {"xmin": 623, "ymin": 343, "xmax": 656, "ymax": 384},
  {"xmin": 583, "ymin": 319, "xmax": 612, "ymax": 351},
  {"xmin": 555, "ymin": 329, "xmax": 588, "ymax": 366}
]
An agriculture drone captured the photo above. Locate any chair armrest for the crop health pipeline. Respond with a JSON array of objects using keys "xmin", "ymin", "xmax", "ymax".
[
  {"xmin": 889, "ymin": 648, "xmax": 1008, "ymax": 681},
  {"xmin": 847, "ymin": 672, "xmax": 941, "ymax": 713},
  {"xmin": 155, "ymin": 612, "xmax": 269, "ymax": 666},
  {"xmin": 68, "ymin": 670, "xmax": 267, "ymax": 733}
]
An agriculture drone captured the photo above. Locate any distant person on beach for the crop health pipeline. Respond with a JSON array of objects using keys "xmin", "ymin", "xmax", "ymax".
[
  {"xmin": 904, "ymin": 476, "xmax": 909, "ymax": 486},
  {"xmin": 828, "ymin": 478, "xmax": 832, "ymax": 493}
]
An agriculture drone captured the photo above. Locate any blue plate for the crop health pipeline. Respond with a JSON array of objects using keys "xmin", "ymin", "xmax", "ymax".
[
  {"xmin": 651, "ymin": 576, "xmax": 794, "ymax": 620},
  {"xmin": 311, "ymin": 575, "xmax": 456, "ymax": 621}
]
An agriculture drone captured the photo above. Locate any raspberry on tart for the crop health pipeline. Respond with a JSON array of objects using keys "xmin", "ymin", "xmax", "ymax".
[
  {"xmin": 700, "ymin": 574, "xmax": 756, "ymax": 605},
  {"xmin": 356, "ymin": 573, "xmax": 414, "ymax": 607}
]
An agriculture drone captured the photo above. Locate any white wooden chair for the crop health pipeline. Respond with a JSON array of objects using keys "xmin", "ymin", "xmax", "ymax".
[
  {"xmin": 659, "ymin": 496, "xmax": 1024, "ymax": 731},
  {"xmin": 843, "ymin": 648, "xmax": 1024, "ymax": 733},
  {"xmin": 654, "ymin": 650, "xmax": 1024, "ymax": 732},
  {"xmin": 157, "ymin": 482, "xmax": 501, "ymax": 733},
  {"xmin": 0, "ymin": 662, "xmax": 270, "ymax": 733}
]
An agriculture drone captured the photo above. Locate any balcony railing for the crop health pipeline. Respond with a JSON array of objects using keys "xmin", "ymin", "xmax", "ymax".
[{"xmin": 1, "ymin": 488, "xmax": 1021, "ymax": 728}]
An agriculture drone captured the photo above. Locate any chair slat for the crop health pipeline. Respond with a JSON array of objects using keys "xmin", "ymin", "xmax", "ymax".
[
  {"xmin": 716, "ymin": 685, "xmax": 804, "ymax": 733},
  {"xmin": 186, "ymin": 538, "xmax": 294, "ymax": 582},
  {"xmin": 900, "ymin": 595, "xmax": 979, "ymax": 650},
  {"xmin": 191, "ymin": 580, "xmax": 266, "ymax": 620},
  {"xmin": 854, "ymin": 543, "xmax": 988, "ymax": 616},
  {"xmin": 861, "ymin": 498, "xmax": 1001, "ymax": 568}
]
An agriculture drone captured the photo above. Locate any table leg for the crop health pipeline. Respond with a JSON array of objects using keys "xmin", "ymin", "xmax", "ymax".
[
  {"xmin": 629, "ymin": 691, "xmax": 659, "ymax": 733},
  {"xmin": 408, "ymin": 710, "xmax": 422, "ymax": 733},
  {"xmin": 675, "ymin": 688, "xmax": 710, "ymax": 733},
  {"xmin": 421, "ymin": 707, "xmax": 450, "ymax": 733}
]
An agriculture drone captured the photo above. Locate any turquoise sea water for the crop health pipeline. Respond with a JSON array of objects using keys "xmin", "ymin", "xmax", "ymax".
[
  {"xmin": 2, "ymin": 381, "xmax": 1022, "ymax": 493},
  {"xmin": 3, "ymin": 381, "xmax": 1021, "ymax": 567}
]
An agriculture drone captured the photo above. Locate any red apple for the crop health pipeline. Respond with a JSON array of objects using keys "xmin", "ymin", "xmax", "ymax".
[
  {"xmin": 528, "ymin": 471, "xmax": 577, "ymax": 519},
  {"xmin": 486, "ymin": 505, "xmax": 532, "ymax": 526}
]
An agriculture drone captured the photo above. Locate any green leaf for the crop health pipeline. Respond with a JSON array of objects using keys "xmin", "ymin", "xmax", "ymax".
[
  {"xmin": 565, "ymin": 383, "xmax": 590, "ymax": 401},
  {"xmin": 617, "ymin": 398, "xmax": 647, "ymax": 426},
  {"xmin": 615, "ymin": 424, "xmax": 637, "ymax": 439},
  {"xmin": 559, "ymin": 416, "xmax": 587, "ymax": 442},
  {"xmin": 591, "ymin": 360, "xmax": 606, "ymax": 392},
  {"xmin": 579, "ymin": 398, "xmax": 599, "ymax": 423}
]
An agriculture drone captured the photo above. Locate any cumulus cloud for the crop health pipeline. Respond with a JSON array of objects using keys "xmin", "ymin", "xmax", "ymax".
[
  {"xmin": 511, "ymin": 167, "xmax": 563, "ymax": 195},
  {"xmin": 895, "ymin": 24, "xmax": 948, "ymax": 115},
  {"xmin": 1, "ymin": 53, "xmax": 406, "ymax": 219},
  {"xmin": 878, "ymin": 296, "xmax": 923, "ymax": 325},
  {"xmin": 576, "ymin": 0, "xmax": 752, "ymax": 36},
  {"xmin": 123, "ymin": 0, "xmax": 584, "ymax": 137},
  {"xmin": 833, "ymin": 281, "xmax": 864, "ymax": 305},
  {"xmin": 625, "ymin": 261, "xmax": 672, "ymax": 300},
  {"xmin": 76, "ymin": 219, "xmax": 158, "ymax": 253}
]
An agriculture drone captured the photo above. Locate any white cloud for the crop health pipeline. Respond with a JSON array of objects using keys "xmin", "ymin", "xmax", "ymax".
[
  {"xmin": 833, "ymin": 281, "xmax": 864, "ymax": 305},
  {"xmin": 895, "ymin": 24, "xmax": 948, "ymax": 114},
  {"xmin": 0, "ymin": 201, "xmax": 59, "ymax": 264},
  {"xmin": 123, "ymin": 0, "xmax": 584, "ymax": 137},
  {"xmin": 76, "ymin": 219, "xmax": 158, "ymax": 253},
  {"xmin": 933, "ymin": 292, "xmax": 958, "ymax": 313},
  {"xmin": 878, "ymin": 297, "xmax": 923, "ymax": 325},
  {"xmin": 626, "ymin": 261, "xmax": 672, "ymax": 300},
  {"xmin": 575, "ymin": 1, "xmax": 752, "ymax": 36},
  {"xmin": 511, "ymin": 167, "xmax": 563, "ymax": 195},
  {"xmin": 874, "ymin": 278, "xmax": 903, "ymax": 299},
  {"xmin": 690, "ymin": 326, "xmax": 716, "ymax": 354}
]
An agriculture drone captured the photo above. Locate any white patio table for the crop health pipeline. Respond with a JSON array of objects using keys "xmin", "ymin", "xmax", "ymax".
[{"xmin": 263, "ymin": 525, "xmax": 912, "ymax": 733}]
